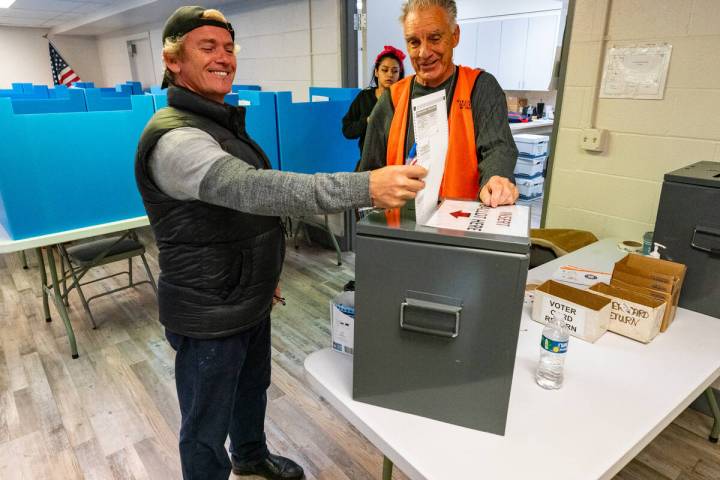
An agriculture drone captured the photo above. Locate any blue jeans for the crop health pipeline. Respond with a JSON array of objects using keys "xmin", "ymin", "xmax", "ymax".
[{"xmin": 165, "ymin": 318, "xmax": 271, "ymax": 480}]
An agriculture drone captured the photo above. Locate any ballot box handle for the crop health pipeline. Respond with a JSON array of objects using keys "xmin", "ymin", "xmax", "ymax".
[
  {"xmin": 399, "ymin": 299, "xmax": 461, "ymax": 338},
  {"xmin": 691, "ymin": 225, "xmax": 720, "ymax": 257}
]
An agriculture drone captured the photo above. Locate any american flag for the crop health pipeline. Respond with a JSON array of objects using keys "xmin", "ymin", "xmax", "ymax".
[{"xmin": 49, "ymin": 42, "xmax": 80, "ymax": 86}]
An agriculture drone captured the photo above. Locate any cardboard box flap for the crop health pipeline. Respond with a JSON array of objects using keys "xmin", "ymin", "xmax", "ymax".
[
  {"xmin": 589, "ymin": 282, "xmax": 665, "ymax": 309},
  {"xmin": 537, "ymin": 280, "xmax": 611, "ymax": 311},
  {"xmin": 614, "ymin": 254, "xmax": 687, "ymax": 282}
]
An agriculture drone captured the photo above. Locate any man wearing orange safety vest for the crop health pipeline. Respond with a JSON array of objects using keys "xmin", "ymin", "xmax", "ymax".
[{"xmin": 359, "ymin": 0, "xmax": 519, "ymax": 207}]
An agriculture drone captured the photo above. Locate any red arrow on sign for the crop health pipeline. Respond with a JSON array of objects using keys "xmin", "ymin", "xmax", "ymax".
[{"xmin": 450, "ymin": 210, "xmax": 471, "ymax": 218}]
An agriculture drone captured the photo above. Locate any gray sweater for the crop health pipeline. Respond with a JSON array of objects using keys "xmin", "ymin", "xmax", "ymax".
[{"xmin": 149, "ymin": 127, "xmax": 372, "ymax": 215}]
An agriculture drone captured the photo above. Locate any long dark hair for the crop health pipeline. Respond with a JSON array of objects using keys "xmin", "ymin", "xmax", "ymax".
[{"xmin": 370, "ymin": 46, "xmax": 406, "ymax": 87}]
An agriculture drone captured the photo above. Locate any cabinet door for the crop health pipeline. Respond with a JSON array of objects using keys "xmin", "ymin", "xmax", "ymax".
[
  {"xmin": 523, "ymin": 13, "xmax": 560, "ymax": 90},
  {"xmin": 455, "ymin": 22, "xmax": 479, "ymax": 68},
  {"xmin": 497, "ymin": 18, "xmax": 528, "ymax": 90},
  {"xmin": 475, "ymin": 20, "xmax": 502, "ymax": 76}
]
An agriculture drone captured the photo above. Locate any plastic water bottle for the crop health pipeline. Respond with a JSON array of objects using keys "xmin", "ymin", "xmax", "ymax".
[{"xmin": 535, "ymin": 315, "xmax": 569, "ymax": 389}]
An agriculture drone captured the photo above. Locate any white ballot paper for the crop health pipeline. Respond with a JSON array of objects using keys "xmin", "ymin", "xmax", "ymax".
[
  {"xmin": 411, "ymin": 90, "xmax": 448, "ymax": 225},
  {"xmin": 425, "ymin": 199, "xmax": 529, "ymax": 237}
]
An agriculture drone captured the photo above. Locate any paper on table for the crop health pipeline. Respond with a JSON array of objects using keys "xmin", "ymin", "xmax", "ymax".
[
  {"xmin": 425, "ymin": 199, "xmax": 529, "ymax": 237},
  {"xmin": 411, "ymin": 90, "xmax": 448, "ymax": 225}
]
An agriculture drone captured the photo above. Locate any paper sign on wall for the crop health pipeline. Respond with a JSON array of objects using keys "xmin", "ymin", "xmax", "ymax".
[{"xmin": 599, "ymin": 43, "xmax": 672, "ymax": 100}]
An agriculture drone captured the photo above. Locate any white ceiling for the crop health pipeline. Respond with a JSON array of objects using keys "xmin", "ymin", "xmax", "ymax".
[{"xmin": 0, "ymin": 0, "xmax": 245, "ymax": 35}]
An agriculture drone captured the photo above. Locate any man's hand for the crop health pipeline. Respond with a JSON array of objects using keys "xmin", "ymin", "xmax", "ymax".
[
  {"xmin": 479, "ymin": 175, "xmax": 519, "ymax": 207},
  {"xmin": 369, "ymin": 165, "xmax": 427, "ymax": 209}
]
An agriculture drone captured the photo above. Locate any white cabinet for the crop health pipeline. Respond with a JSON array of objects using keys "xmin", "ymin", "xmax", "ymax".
[
  {"xmin": 497, "ymin": 18, "xmax": 528, "ymax": 90},
  {"xmin": 524, "ymin": 14, "xmax": 561, "ymax": 90},
  {"xmin": 475, "ymin": 21, "xmax": 502, "ymax": 77},
  {"xmin": 455, "ymin": 22, "xmax": 478, "ymax": 68},
  {"xmin": 456, "ymin": 11, "xmax": 560, "ymax": 91}
]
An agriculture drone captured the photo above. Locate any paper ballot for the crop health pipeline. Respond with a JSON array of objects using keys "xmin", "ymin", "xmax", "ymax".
[
  {"xmin": 425, "ymin": 200, "xmax": 530, "ymax": 237},
  {"xmin": 411, "ymin": 90, "xmax": 448, "ymax": 225}
]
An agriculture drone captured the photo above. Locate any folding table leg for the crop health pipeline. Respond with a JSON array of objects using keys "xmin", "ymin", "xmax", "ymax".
[
  {"xmin": 20, "ymin": 250, "xmax": 28, "ymax": 269},
  {"xmin": 45, "ymin": 246, "xmax": 79, "ymax": 359},
  {"xmin": 382, "ymin": 456, "xmax": 393, "ymax": 480},
  {"xmin": 705, "ymin": 387, "xmax": 720, "ymax": 443},
  {"xmin": 36, "ymin": 248, "xmax": 51, "ymax": 322}
]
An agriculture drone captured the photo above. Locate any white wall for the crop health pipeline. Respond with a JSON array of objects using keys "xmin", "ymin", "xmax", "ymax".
[
  {"xmin": 95, "ymin": 0, "xmax": 342, "ymax": 101},
  {"xmin": 97, "ymin": 26, "xmax": 163, "ymax": 88},
  {"xmin": 456, "ymin": 0, "xmax": 563, "ymax": 20},
  {"xmin": 0, "ymin": 27, "xmax": 104, "ymax": 88}
]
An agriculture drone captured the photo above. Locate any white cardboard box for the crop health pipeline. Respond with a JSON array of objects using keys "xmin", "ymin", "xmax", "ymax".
[
  {"xmin": 513, "ymin": 134, "xmax": 549, "ymax": 157},
  {"xmin": 330, "ymin": 299, "xmax": 354, "ymax": 355},
  {"xmin": 531, "ymin": 280, "xmax": 611, "ymax": 343},
  {"xmin": 514, "ymin": 155, "xmax": 546, "ymax": 177},
  {"xmin": 516, "ymin": 176, "xmax": 544, "ymax": 199}
]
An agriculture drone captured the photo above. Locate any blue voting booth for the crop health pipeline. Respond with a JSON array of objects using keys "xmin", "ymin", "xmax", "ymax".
[
  {"xmin": 235, "ymin": 90, "xmax": 279, "ymax": 170},
  {"xmin": 275, "ymin": 89, "xmax": 359, "ymax": 174},
  {"xmin": 0, "ymin": 95, "xmax": 153, "ymax": 239},
  {"xmin": 0, "ymin": 84, "xmax": 363, "ymax": 240}
]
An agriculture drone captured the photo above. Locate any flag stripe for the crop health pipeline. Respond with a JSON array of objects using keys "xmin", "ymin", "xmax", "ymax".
[{"xmin": 49, "ymin": 42, "xmax": 81, "ymax": 86}]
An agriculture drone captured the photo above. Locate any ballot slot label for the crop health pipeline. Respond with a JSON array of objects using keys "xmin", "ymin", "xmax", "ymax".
[{"xmin": 424, "ymin": 199, "xmax": 529, "ymax": 237}]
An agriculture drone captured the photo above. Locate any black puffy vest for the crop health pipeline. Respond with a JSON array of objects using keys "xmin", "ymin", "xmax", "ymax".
[{"xmin": 135, "ymin": 86, "xmax": 284, "ymax": 338}]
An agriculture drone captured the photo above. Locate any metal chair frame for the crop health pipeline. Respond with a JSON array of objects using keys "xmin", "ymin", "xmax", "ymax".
[{"xmin": 56, "ymin": 230, "xmax": 157, "ymax": 329}]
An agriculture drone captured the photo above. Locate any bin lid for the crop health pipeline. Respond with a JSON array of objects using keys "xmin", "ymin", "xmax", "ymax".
[
  {"xmin": 664, "ymin": 161, "xmax": 720, "ymax": 189},
  {"xmin": 357, "ymin": 205, "xmax": 530, "ymax": 254}
]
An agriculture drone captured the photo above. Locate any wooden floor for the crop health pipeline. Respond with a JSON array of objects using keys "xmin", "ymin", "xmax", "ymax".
[{"xmin": 0, "ymin": 230, "xmax": 718, "ymax": 480}]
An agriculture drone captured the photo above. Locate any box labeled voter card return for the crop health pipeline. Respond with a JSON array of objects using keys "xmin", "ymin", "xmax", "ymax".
[
  {"xmin": 589, "ymin": 282, "xmax": 666, "ymax": 343},
  {"xmin": 532, "ymin": 280, "xmax": 611, "ymax": 343}
]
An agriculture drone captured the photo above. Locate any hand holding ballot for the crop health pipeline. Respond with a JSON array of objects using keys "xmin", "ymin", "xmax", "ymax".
[
  {"xmin": 369, "ymin": 165, "xmax": 427, "ymax": 209},
  {"xmin": 479, "ymin": 175, "xmax": 520, "ymax": 208}
]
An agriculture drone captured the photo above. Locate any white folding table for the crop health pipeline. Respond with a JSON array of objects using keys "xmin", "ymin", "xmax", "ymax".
[{"xmin": 305, "ymin": 239, "xmax": 720, "ymax": 480}]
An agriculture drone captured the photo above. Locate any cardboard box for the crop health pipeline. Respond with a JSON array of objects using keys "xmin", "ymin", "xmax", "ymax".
[
  {"xmin": 507, "ymin": 96, "xmax": 519, "ymax": 112},
  {"xmin": 589, "ymin": 283, "xmax": 666, "ymax": 343},
  {"xmin": 516, "ymin": 176, "xmax": 544, "ymax": 199},
  {"xmin": 514, "ymin": 155, "xmax": 547, "ymax": 178},
  {"xmin": 330, "ymin": 291, "xmax": 355, "ymax": 355},
  {"xmin": 610, "ymin": 254, "xmax": 686, "ymax": 332},
  {"xmin": 514, "ymin": 134, "xmax": 549, "ymax": 157},
  {"xmin": 531, "ymin": 280, "xmax": 611, "ymax": 343}
]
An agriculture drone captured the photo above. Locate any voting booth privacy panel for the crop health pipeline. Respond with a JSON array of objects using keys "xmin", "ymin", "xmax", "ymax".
[
  {"xmin": 0, "ymin": 84, "xmax": 363, "ymax": 240},
  {"xmin": 276, "ymin": 88, "xmax": 360, "ymax": 174},
  {"xmin": 0, "ymin": 95, "xmax": 153, "ymax": 239}
]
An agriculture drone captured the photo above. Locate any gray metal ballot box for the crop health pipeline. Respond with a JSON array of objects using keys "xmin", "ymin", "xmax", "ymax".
[
  {"xmin": 352, "ymin": 208, "xmax": 530, "ymax": 435},
  {"xmin": 653, "ymin": 161, "xmax": 720, "ymax": 318}
]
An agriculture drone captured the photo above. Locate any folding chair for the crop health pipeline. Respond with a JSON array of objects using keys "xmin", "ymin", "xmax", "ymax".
[{"xmin": 57, "ymin": 230, "xmax": 157, "ymax": 328}]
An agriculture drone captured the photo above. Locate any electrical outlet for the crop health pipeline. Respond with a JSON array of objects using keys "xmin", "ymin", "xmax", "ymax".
[{"xmin": 580, "ymin": 128, "xmax": 607, "ymax": 152}]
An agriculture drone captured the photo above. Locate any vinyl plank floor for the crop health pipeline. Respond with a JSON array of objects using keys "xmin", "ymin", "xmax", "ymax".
[{"xmin": 0, "ymin": 230, "xmax": 717, "ymax": 480}]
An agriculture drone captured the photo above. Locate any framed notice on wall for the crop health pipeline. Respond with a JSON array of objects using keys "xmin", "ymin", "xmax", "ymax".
[{"xmin": 599, "ymin": 42, "xmax": 672, "ymax": 100}]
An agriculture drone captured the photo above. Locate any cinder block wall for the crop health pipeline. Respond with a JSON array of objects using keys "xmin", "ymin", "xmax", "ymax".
[
  {"xmin": 233, "ymin": 0, "xmax": 342, "ymax": 101},
  {"xmin": 546, "ymin": 0, "xmax": 720, "ymax": 240}
]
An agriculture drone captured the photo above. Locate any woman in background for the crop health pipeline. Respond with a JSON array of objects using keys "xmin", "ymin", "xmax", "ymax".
[{"xmin": 342, "ymin": 45, "xmax": 405, "ymax": 162}]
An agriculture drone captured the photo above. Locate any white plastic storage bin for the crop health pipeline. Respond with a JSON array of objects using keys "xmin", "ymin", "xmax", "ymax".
[
  {"xmin": 514, "ymin": 134, "xmax": 549, "ymax": 157},
  {"xmin": 516, "ymin": 175, "xmax": 544, "ymax": 199},
  {"xmin": 514, "ymin": 155, "xmax": 546, "ymax": 178}
]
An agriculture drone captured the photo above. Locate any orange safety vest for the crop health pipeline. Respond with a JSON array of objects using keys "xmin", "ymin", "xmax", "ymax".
[{"xmin": 387, "ymin": 65, "xmax": 482, "ymax": 200}]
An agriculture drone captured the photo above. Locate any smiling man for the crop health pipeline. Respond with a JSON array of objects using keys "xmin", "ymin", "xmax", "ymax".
[
  {"xmin": 135, "ymin": 6, "xmax": 427, "ymax": 480},
  {"xmin": 359, "ymin": 0, "xmax": 519, "ymax": 207}
]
